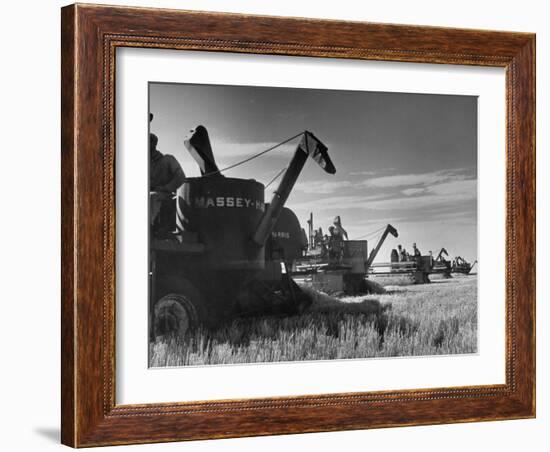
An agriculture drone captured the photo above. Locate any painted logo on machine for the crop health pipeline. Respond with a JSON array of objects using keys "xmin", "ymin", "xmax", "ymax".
[
  {"xmin": 271, "ymin": 231, "xmax": 291, "ymax": 239},
  {"xmin": 193, "ymin": 196, "xmax": 265, "ymax": 211}
]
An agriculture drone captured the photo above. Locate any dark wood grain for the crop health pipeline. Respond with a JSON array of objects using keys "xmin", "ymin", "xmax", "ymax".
[
  {"xmin": 60, "ymin": 5, "xmax": 76, "ymax": 447},
  {"xmin": 61, "ymin": 3, "xmax": 536, "ymax": 447}
]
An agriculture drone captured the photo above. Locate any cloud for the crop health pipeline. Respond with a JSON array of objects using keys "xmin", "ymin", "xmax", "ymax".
[
  {"xmin": 349, "ymin": 170, "xmax": 377, "ymax": 177},
  {"xmin": 434, "ymin": 210, "xmax": 477, "ymax": 225},
  {"xmin": 427, "ymin": 179, "xmax": 477, "ymax": 196},
  {"xmin": 356, "ymin": 169, "xmax": 477, "ymax": 214},
  {"xmin": 294, "ymin": 169, "xmax": 475, "ymax": 196},
  {"xmin": 294, "ymin": 180, "xmax": 353, "ymax": 194},
  {"xmin": 349, "ymin": 168, "xmax": 395, "ymax": 177},
  {"xmin": 290, "ymin": 194, "xmax": 388, "ymax": 212},
  {"xmin": 290, "ymin": 177, "xmax": 476, "ymax": 214},
  {"xmin": 366, "ymin": 179, "xmax": 477, "ymax": 211},
  {"xmin": 362, "ymin": 169, "xmax": 470, "ymax": 189},
  {"xmin": 402, "ymin": 187, "xmax": 426, "ymax": 196}
]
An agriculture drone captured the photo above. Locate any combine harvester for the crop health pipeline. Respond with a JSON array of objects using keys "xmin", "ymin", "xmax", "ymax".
[
  {"xmin": 371, "ymin": 246, "xmax": 475, "ymax": 283},
  {"xmin": 372, "ymin": 248, "xmax": 433, "ymax": 284},
  {"xmin": 150, "ymin": 127, "xmax": 336, "ymax": 339},
  {"xmin": 372, "ymin": 246, "xmax": 452, "ymax": 284},
  {"xmin": 292, "ymin": 222, "xmax": 399, "ymax": 294},
  {"xmin": 452, "ymin": 256, "xmax": 477, "ymax": 274}
]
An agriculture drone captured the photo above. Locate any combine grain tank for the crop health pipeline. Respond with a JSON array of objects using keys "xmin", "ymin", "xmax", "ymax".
[{"xmin": 176, "ymin": 177, "xmax": 266, "ymax": 270}]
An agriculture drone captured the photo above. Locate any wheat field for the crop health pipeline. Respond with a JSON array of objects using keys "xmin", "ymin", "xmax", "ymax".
[{"xmin": 149, "ymin": 274, "xmax": 477, "ymax": 367}]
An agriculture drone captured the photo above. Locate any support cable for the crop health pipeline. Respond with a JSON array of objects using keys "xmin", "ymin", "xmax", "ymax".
[
  {"xmin": 354, "ymin": 225, "xmax": 386, "ymax": 240},
  {"xmin": 265, "ymin": 166, "xmax": 288, "ymax": 189},
  {"xmin": 203, "ymin": 132, "xmax": 304, "ymax": 177}
]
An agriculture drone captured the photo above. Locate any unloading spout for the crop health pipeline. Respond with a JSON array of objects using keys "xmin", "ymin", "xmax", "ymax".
[
  {"xmin": 184, "ymin": 125, "xmax": 223, "ymax": 177},
  {"xmin": 366, "ymin": 224, "xmax": 399, "ymax": 268},
  {"xmin": 252, "ymin": 131, "xmax": 335, "ymax": 247}
]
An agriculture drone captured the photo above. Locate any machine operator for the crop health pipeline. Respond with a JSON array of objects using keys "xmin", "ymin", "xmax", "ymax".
[
  {"xmin": 332, "ymin": 216, "xmax": 349, "ymax": 240},
  {"xmin": 412, "ymin": 243, "xmax": 422, "ymax": 267},
  {"xmin": 150, "ymin": 133, "xmax": 185, "ymax": 193},
  {"xmin": 150, "ymin": 132, "xmax": 186, "ymax": 239}
]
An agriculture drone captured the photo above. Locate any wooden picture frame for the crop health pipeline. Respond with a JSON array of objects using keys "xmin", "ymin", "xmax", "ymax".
[{"xmin": 61, "ymin": 3, "xmax": 535, "ymax": 447}]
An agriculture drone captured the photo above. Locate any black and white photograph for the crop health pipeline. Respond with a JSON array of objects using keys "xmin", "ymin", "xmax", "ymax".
[{"xmin": 148, "ymin": 82, "xmax": 478, "ymax": 367}]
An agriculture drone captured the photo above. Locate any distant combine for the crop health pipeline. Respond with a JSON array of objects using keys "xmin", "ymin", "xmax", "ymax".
[
  {"xmin": 291, "ymin": 213, "xmax": 476, "ymax": 292},
  {"xmin": 292, "ymin": 219, "xmax": 398, "ymax": 294},
  {"xmin": 452, "ymin": 256, "xmax": 477, "ymax": 274},
  {"xmin": 373, "ymin": 244, "xmax": 476, "ymax": 284}
]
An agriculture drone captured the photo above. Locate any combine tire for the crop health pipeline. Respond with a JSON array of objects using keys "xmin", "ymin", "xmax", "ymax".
[{"xmin": 153, "ymin": 293, "xmax": 199, "ymax": 340}]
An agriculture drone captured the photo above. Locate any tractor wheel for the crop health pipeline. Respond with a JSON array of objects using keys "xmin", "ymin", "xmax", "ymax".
[{"xmin": 153, "ymin": 293, "xmax": 199, "ymax": 340}]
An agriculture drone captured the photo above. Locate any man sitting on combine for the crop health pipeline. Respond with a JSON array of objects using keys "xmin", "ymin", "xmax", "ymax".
[
  {"xmin": 412, "ymin": 243, "xmax": 422, "ymax": 266},
  {"xmin": 150, "ymin": 133, "xmax": 186, "ymax": 239},
  {"xmin": 328, "ymin": 225, "xmax": 345, "ymax": 264},
  {"xmin": 397, "ymin": 244, "xmax": 407, "ymax": 262},
  {"xmin": 332, "ymin": 216, "xmax": 349, "ymax": 240}
]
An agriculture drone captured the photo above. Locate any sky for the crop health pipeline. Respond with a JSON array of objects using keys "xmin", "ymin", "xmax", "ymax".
[{"xmin": 149, "ymin": 82, "xmax": 478, "ymax": 263}]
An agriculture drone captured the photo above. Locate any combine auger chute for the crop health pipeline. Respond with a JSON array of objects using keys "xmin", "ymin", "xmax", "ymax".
[
  {"xmin": 150, "ymin": 129, "xmax": 335, "ymax": 339},
  {"xmin": 365, "ymin": 224, "xmax": 398, "ymax": 269},
  {"xmin": 432, "ymin": 247, "xmax": 452, "ymax": 278}
]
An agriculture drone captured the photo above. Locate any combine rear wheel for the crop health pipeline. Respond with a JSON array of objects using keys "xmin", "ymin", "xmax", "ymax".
[{"xmin": 153, "ymin": 293, "xmax": 199, "ymax": 340}]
